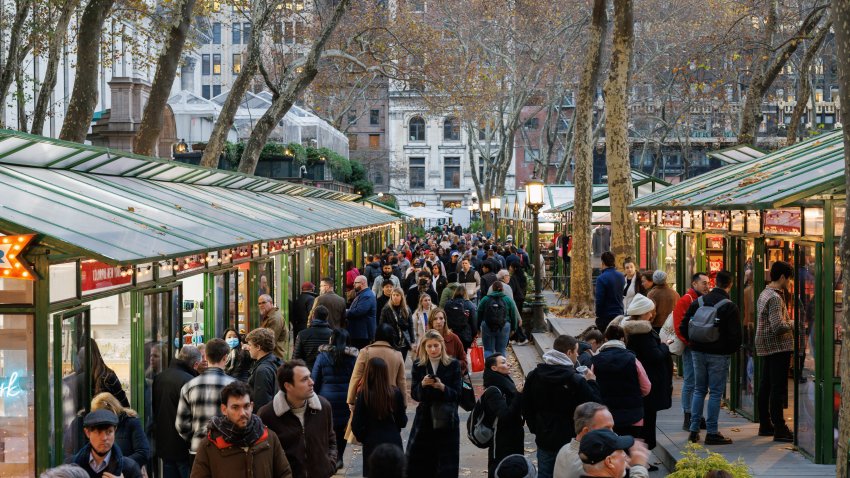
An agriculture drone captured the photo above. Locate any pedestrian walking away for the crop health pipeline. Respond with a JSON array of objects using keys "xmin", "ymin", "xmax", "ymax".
[
  {"xmin": 246, "ymin": 328, "xmax": 284, "ymax": 411},
  {"xmin": 154, "ymin": 345, "xmax": 202, "ymax": 478},
  {"xmin": 478, "ymin": 281, "xmax": 519, "ymax": 359},
  {"xmin": 293, "ymin": 305, "xmax": 335, "ymax": 371},
  {"xmin": 290, "ymin": 282, "xmax": 317, "ymax": 339},
  {"xmin": 595, "ymin": 252, "xmax": 625, "ymax": 331},
  {"xmin": 312, "ymin": 328, "xmax": 358, "ymax": 471}
]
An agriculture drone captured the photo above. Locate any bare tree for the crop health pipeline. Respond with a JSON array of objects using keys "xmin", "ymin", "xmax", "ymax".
[
  {"xmin": 59, "ymin": 0, "xmax": 116, "ymax": 142},
  {"xmin": 133, "ymin": 0, "xmax": 197, "ymax": 156},
  {"xmin": 236, "ymin": 0, "xmax": 352, "ymax": 174},
  {"xmin": 786, "ymin": 18, "xmax": 831, "ymax": 145},
  {"xmin": 30, "ymin": 0, "xmax": 80, "ymax": 135},
  {"xmin": 567, "ymin": 0, "xmax": 607, "ymax": 317},
  {"xmin": 0, "ymin": 0, "xmax": 31, "ymax": 128}
]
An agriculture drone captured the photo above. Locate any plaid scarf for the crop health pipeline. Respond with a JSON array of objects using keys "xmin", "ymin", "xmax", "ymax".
[{"xmin": 209, "ymin": 414, "xmax": 264, "ymax": 448}]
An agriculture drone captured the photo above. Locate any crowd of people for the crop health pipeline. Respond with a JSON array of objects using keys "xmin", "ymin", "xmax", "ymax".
[{"xmin": 46, "ymin": 226, "xmax": 798, "ymax": 478}]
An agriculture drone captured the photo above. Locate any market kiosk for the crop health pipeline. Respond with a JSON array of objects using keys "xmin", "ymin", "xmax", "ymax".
[
  {"xmin": 0, "ymin": 129, "xmax": 400, "ymax": 476},
  {"xmin": 629, "ymin": 129, "xmax": 846, "ymax": 464}
]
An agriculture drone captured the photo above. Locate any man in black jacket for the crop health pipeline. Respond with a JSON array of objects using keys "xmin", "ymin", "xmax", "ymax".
[
  {"xmin": 69, "ymin": 409, "xmax": 143, "ymax": 478},
  {"xmin": 478, "ymin": 260, "xmax": 498, "ymax": 302},
  {"xmin": 522, "ymin": 334, "xmax": 602, "ymax": 478},
  {"xmin": 291, "ymin": 282, "xmax": 317, "ymax": 338},
  {"xmin": 246, "ymin": 328, "xmax": 284, "ymax": 411},
  {"xmin": 152, "ymin": 345, "xmax": 201, "ymax": 478},
  {"xmin": 293, "ymin": 306, "xmax": 335, "ymax": 370},
  {"xmin": 679, "ymin": 270, "xmax": 741, "ymax": 445}
]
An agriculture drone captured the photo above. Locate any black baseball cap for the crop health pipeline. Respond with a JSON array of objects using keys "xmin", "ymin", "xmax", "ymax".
[{"xmin": 579, "ymin": 429, "xmax": 634, "ymax": 465}]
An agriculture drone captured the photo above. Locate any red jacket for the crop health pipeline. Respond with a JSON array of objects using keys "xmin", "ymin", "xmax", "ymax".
[{"xmin": 673, "ymin": 288, "xmax": 700, "ymax": 344}]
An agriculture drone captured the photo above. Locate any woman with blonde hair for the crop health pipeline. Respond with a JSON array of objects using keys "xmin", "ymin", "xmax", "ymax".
[
  {"xmin": 428, "ymin": 307, "xmax": 468, "ymax": 375},
  {"xmin": 411, "ymin": 293, "xmax": 438, "ymax": 355},
  {"xmin": 406, "ymin": 330, "xmax": 462, "ymax": 478},
  {"xmin": 90, "ymin": 392, "xmax": 151, "ymax": 469},
  {"xmin": 379, "ymin": 287, "xmax": 414, "ymax": 360}
]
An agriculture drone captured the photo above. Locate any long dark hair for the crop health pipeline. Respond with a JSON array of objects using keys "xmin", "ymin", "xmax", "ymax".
[
  {"xmin": 329, "ymin": 328, "xmax": 351, "ymax": 368},
  {"xmin": 361, "ymin": 357, "xmax": 395, "ymax": 420},
  {"xmin": 345, "ymin": 260, "xmax": 355, "ymax": 272}
]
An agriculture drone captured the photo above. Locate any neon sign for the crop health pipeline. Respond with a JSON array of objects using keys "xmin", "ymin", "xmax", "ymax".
[
  {"xmin": 0, "ymin": 371, "xmax": 23, "ymax": 398},
  {"xmin": 0, "ymin": 234, "xmax": 35, "ymax": 280}
]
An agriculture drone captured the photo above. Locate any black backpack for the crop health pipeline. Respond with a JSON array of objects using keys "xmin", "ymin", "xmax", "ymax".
[
  {"xmin": 484, "ymin": 296, "xmax": 507, "ymax": 331},
  {"xmin": 688, "ymin": 297, "xmax": 730, "ymax": 344},
  {"xmin": 445, "ymin": 298, "xmax": 469, "ymax": 331},
  {"xmin": 467, "ymin": 386, "xmax": 500, "ymax": 448}
]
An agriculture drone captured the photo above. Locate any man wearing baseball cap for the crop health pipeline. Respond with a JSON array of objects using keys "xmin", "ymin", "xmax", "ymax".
[
  {"xmin": 577, "ymin": 429, "xmax": 649, "ymax": 478},
  {"xmin": 68, "ymin": 409, "xmax": 143, "ymax": 478}
]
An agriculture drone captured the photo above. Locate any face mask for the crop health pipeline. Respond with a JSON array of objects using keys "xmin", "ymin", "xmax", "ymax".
[{"xmin": 226, "ymin": 338, "xmax": 240, "ymax": 349}]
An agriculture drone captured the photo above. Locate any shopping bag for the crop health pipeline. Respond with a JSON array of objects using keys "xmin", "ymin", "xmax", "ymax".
[{"xmin": 470, "ymin": 343, "xmax": 485, "ymax": 373}]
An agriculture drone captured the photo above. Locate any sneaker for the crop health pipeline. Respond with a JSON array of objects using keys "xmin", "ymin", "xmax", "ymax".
[
  {"xmin": 688, "ymin": 431, "xmax": 700, "ymax": 443},
  {"xmin": 758, "ymin": 425, "xmax": 775, "ymax": 437},
  {"xmin": 516, "ymin": 339, "xmax": 529, "ymax": 346},
  {"xmin": 773, "ymin": 427, "xmax": 794, "ymax": 443},
  {"xmin": 704, "ymin": 433, "xmax": 733, "ymax": 445}
]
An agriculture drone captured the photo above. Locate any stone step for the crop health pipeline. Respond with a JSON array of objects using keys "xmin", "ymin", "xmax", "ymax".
[
  {"xmin": 546, "ymin": 316, "xmax": 597, "ymax": 338},
  {"xmin": 532, "ymin": 332, "xmax": 555, "ymax": 358},
  {"xmin": 511, "ymin": 342, "xmax": 542, "ymax": 377}
]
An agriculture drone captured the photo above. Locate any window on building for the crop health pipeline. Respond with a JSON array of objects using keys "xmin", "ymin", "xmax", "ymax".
[
  {"xmin": 243, "ymin": 23, "xmax": 252, "ymax": 45},
  {"xmin": 409, "ymin": 116, "xmax": 426, "ymax": 141},
  {"xmin": 272, "ymin": 22, "xmax": 283, "ymax": 44},
  {"xmin": 443, "ymin": 117, "xmax": 460, "ymax": 141},
  {"xmin": 201, "ymin": 54, "xmax": 211, "ymax": 75},
  {"xmin": 212, "ymin": 85, "xmax": 222, "ymax": 98},
  {"xmin": 348, "ymin": 134, "xmax": 358, "ymax": 150},
  {"xmin": 479, "ymin": 159, "xmax": 485, "ymax": 181},
  {"xmin": 525, "ymin": 148, "xmax": 540, "ymax": 164},
  {"xmin": 524, "ymin": 117, "xmax": 539, "ymax": 129},
  {"xmin": 232, "ymin": 53, "xmax": 242, "ymax": 74},
  {"xmin": 294, "ymin": 22, "xmax": 306, "ymax": 44},
  {"xmin": 232, "ymin": 23, "xmax": 241, "ymax": 44},
  {"xmin": 212, "ymin": 22, "xmax": 222, "ymax": 44},
  {"xmin": 212, "ymin": 54, "xmax": 221, "ymax": 75},
  {"xmin": 369, "ymin": 134, "xmax": 380, "ymax": 149},
  {"xmin": 444, "ymin": 157, "xmax": 460, "ymax": 189},
  {"xmin": 370, "ymin": 109, "xmax": 380, "ymax": 125},
  {"xmin": 374, "ymin": 171, "xmax": 383, "ymax": 184},
  {"xmin": 202, "ymin": 85, "xmax": 211, "ymax": 99},
  {"xmin": 409, "ymin": 157, "xmax": 425, "ymax": 188},
  {"xmin": 211, "ymin": 1, "xmax": 221, "ymax": 11},
  {"xmin": 285, "ymin": 21, "xmax": 295, "ymax": 44},
  {"xmin": 348, "ymin": 109, "xmax": 357, "ymax": 125}
]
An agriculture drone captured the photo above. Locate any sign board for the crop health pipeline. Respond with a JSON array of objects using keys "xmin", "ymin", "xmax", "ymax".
[
  {"xmin": 81, "ymin": 261, "xmax": 132, "ymax": 292},
  {"xmin": 763, "ymin": 209, "xmax": 801, "ymax": 235}
]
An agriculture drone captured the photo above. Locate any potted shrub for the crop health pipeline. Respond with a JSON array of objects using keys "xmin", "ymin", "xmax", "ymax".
[{"xmin": 667, "ymin": 443, "xmax": 753, "ymax": 478}]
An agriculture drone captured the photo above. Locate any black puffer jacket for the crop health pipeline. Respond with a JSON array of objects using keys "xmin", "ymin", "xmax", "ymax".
[
  {"xmin": 249, "ymin": 353, "xmax": 283, "ymax": 411},
  {"xmin": 623, "ymin": 319, "xmax": 673, "ymax": 412},
  {"xmin": 293, "ymin": 317, "xmax": 334, "ymax": 371}
]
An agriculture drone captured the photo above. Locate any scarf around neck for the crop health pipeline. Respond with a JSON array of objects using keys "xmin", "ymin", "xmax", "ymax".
[
  {"xmin": 542, "ymin": 349, "xmax": 574, "ymax": 367},
  {"xmin": 209, "ymin": 414, "xmax": 264, "ymax": 448}
]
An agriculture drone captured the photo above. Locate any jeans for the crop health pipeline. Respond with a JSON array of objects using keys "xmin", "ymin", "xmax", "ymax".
[
  {"xmin": 162, "ymin": 458, "xmax": 191, "ymax": 478},
  {"xmin": 690, "ymin": 351, "xmax": 730, "ymax": 434},
  {"xmin": 681, "ymin": 347, "xmax": 695, "ymax": 413},
  {"xmin": 758, "ymin": 351, "xmax": 791, "ymax": 429},
  {"xmin": 481, "ymin": 322, "xmax": 510, "ymax": 359},
  {"xmin": 536, "ymin": 447, "xmax": 558, "ymax": 478}
]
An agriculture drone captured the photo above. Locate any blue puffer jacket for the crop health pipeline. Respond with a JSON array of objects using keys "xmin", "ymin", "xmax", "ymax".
[{"xmin": 312, "ymin": 345, "xmax": 359, "ymax": 429}]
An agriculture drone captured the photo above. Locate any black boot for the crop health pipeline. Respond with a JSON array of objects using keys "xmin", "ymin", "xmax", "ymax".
[{"xmin": 683, "ymin": 412, "xmax": 691, "ymax": 431}]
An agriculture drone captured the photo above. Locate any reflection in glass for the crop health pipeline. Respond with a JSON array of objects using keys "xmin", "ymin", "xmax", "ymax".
[
  {"xmin": 0, "ymin": 314, "xmax": 34, "ymax": 475},
  {"xmin": 739, "ymin": 240, "xmax": 756, "ymax": 417},
  {"xmin": 795, "ymin": 246, "xmax": 816, "ymax": 455}
]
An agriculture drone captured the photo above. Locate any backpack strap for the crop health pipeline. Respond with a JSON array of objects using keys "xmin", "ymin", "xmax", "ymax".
[{"xmin": 713, "ymin": 298, "xmax": 731, "ymax": 309}]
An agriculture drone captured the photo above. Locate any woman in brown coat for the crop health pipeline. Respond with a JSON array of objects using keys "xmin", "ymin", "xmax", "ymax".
[
  {"xmin": 347, "ymin": 323, "xmax": 408, "ymax": 407},
  {"xmin": 428, "ymin": 307, "xmax": 468, "ymax": 375}
]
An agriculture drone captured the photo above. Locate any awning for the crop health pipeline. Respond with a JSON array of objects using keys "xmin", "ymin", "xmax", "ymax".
[
  {"xmin": 707, "ymin": 144, "xmax": 766, "ymax": 164},
  {"xmin": 399, "ymin": 207, "xmax": 452, "ymax": 220},
  {"xmin": 0, "ymin": 129, "xmax": 397, "ymax": 264},
  {"xmin": 629, "ymin": 129, "xmax": 845, "ymax": 211}
]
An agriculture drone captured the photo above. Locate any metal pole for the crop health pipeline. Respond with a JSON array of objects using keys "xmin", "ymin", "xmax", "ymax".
[{"xmin": 531, "ymin": 205, "xmax": 546, "ymax": 332}]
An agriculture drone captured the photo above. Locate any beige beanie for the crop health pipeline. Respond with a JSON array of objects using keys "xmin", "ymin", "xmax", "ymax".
[{"xmin": 626, "ymin": 293, "xmax": 655, "ymax": 316}]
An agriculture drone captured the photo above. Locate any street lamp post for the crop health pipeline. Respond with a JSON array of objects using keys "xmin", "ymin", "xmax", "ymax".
[
  {"xmin": 481, "ymin": 202, "xmax": 491, "ymax": 236},
  {"xmin": 490, "ymin": 197, "xmax": 501, "ymax": 239},
  {"xmin": 525, "ymin": 178, "xmax": 546, "ymax": 332}
]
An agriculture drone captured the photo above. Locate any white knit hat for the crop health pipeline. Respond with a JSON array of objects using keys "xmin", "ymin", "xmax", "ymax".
[{"xmin": 626, "ymin": 293, "xmax": 655, "ymax": 316}]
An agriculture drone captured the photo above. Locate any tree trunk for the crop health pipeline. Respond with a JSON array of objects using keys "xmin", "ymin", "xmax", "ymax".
[
  {"xmin": 832, "ymin": 2, "xmax": 850, "ymax": 476},
  {"xmin": 59, "ymin": 0, "xmax": 115, "ymax": 142},
  {"xmin": 31, "ymin": 0, "xmax": 79, "ymax": 135},
  {"xmin": 568, "ymin": 0, "xmax": 607, "ymax": 317},
  {"xmin": 0, "ymin": 0, "xmax": 31, "ymax": 128},
  {"xmin": 738, "ymin": 3, "xmax": 825, "ymax": 145},
  {"xmin": 604, "ymin": 0, "xmax": 636, "ymax": 269},
  {"xmin": 15, "ymin": 62, "xmax": 26, "ymax": 131},
  {"xmin": 786, "ymin": 20, "xmax": 831, "ymax": 145},
  {"xmin": 200, "ymin": 0, "xmax": 270, "ymax": 168},
  {"xmin": 133, "ymin": 0, "xmax": 196, "ymax": 156},
  {"xmin": 237, "ymin": 0, "xmax": 351, "ymax": 174}
]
